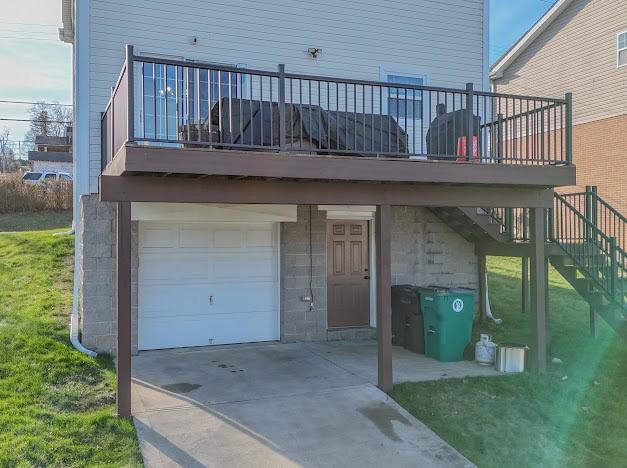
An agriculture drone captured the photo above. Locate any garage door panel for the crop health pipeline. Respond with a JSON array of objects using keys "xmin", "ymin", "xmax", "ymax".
[
  {"xmin": 139, "ymin": 311, "xmax": 278, "ymax": 349},
  {"xmin": 139, "ymin": 222, "xmax": 279, "ymax": 350},
  {"xmin": 141, "ymin": 225, "xmax": 176, "ymax": 248},
  {"xmin": 139, "ymin": 283, "xmax": 212, "ymax": 316},
  {"xmin": 141, "ymin": 253, "xmax": 210, "ymax": 281},
  {"xmin": 246, "ymin": 229, "xmax": 274, "ymax": 247},
  {"xmin": 210, "ymin": 252, "xmax": 276, "ymax": 280},
  {"xmin": 179, "ymin": 226, "xmax": 210, "ymax": 248},
  {"xmin": 213, "ymin": 228, "xmax": 244, "ymax": 248},
  {"xmin": 209, "ymin": 281, "xmax": 277, "ymax": 313}
]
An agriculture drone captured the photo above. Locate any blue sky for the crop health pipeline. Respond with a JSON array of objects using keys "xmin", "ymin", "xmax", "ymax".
[
  {"xmin": 0, "ymin": 1, "xmax": 554, "ymax": 145},
  {"xmin": 490, "ymin": 1, "xmax": 556, "ymax": 62}
]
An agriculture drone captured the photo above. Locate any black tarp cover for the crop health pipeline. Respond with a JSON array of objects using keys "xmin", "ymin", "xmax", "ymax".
[
  {"xmin": 208, "ymin": 98, "xmax": 409, "ymax": 157},
  {"xmin": 425, "ymin": 104, "xmax": 481, "ymax": 159}
]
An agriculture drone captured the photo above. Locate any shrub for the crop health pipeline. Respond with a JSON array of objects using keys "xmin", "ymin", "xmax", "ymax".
[{"xmin": 0, "ymin": 174, "xmax": 72, "ymax": 213}]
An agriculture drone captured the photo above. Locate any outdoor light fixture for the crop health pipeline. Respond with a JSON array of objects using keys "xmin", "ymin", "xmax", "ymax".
[{"xmin": 307, "ymin": 47, "xmax": 322, "ymax": 58}]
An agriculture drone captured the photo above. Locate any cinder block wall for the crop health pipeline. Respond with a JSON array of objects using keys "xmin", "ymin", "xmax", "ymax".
[
  {"xmin": 280, "ymin": 205, "xmax": 478, "ymax": 341},
  {"xmin": 78, "ymin": 200, "xmax": 478, "ymax": 355},
  {"xmin": 393, "ymin": 206, "xmax": 478, "ymax": 288},
  {"xmin": 280, "ymin": 205, "xmax": 328, "ymax": 342},
  {"xmin": 78, "ymin": 194, "xmax": 138, "ymax": 356}
]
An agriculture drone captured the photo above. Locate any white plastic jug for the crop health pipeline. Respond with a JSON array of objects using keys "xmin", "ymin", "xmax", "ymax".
[{"xmin": 475, "ymin": 334, "xmax": 496, "ymax": 365}]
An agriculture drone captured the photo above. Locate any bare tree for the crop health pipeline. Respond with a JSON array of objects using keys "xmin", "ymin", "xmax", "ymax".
[
  {"xmin": 23, "ymin": 102, "xmax": 73, "ymax": 145},
  {"xmin": 0, "ymin": 128, "xmax": 15, "ymax": 173}
]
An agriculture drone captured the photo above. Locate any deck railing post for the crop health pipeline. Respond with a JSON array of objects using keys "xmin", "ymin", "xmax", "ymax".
[
  {"xmin": 497, "ymin": 113, "xmax": 504, "ymax": 162},
  {"xmin": 565, "ymin": 92, "xmax": 573, "ymax": 165},
  {"xmin": 278, "ymin": 64, "xmax": 286, "ymax": 151},
  {"xmin": 609, "ymin": 236, "xmax": 618, "ymax": 300},
  {"xmin": 126, "ymin": 45, "xmax": 135, "ymax": 144},
  {"xmin": 466, "ymin": 82, "xmax": 474, "ymax": 161},
  {"xmin": 584, "ymin": 185, "xmax": 597, "ymax": 242}
]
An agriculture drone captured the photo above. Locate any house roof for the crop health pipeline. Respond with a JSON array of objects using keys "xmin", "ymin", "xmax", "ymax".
[
  {"xmin": 28, "ymin": 151, "xmax": 73, "ymax": 163},
  {"xmin": 490, "ymin": 0, "xmax": 575, "ymax": 79},
  {"xmin": 34, "ymin": 135, "xmax": 71, "ymax": 146}
]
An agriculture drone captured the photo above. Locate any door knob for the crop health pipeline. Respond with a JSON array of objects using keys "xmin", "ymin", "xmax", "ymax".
[{"xmin": 364, "ymin": 275, "xmax": 370, "ymax": 280}]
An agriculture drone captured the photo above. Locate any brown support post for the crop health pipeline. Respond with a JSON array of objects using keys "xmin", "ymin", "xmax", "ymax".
[
  {"xmin": 375, "ymin": 204, "xmax": 393, "ymax": 394},
  {"xmin": 529, "ymin": 207, "xmax": 547, "ymax": 373},
  {"xmin": 521, "ymin": 256, "xmax": 529, "ymax": 314},
  {"xmin": 478, "ymin": 254, "xmax": 487, "ymax": 321},
  {"xmin": 589, "ymin": 303, "xmax": 597, "ymax": 338},
  {"xmin": 117, "ymin": 202, "xmax": 132, "ymax": 419}
]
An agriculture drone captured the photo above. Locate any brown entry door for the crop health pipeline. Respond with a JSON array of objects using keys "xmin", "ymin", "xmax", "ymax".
[{"xmin": 327, "ymin": 220, "xmax": 370, "ymax": 327}]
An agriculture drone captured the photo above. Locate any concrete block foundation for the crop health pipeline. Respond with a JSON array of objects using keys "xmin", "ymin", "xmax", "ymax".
[{"xmin": 77, "ymin": 197, "xmax": 478, "ymax": 355}]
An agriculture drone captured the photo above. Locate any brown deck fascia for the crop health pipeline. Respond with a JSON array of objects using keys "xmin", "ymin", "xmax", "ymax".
[
  {"xmin": 103, "ymin": 144, "xmax": 576, "ymax": 188},
  {"xmin": 100, "ymin": 175, "xmax": 555, "ymax": 208}
]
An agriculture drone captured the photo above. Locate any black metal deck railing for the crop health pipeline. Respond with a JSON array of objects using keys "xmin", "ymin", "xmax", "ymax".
[
  {"xmin": 102, "ymin": 46, "xmax": 573, "ymax": 169},
  {"xmin": 485, "ymin": 189, "xmax": 625, "ymax": 305}
]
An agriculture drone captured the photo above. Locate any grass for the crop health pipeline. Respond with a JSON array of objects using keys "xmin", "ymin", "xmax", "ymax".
[
  {"xmin": 0, "ymin": 211, "xmax": 72, "ymax": 232},
  {"xmin": 393, "ymin": 257, "xmax": 627, "ymax": 468},
  {"xmin": 0, "ymin": 226, "xmax": 143, "ymax": 466}
]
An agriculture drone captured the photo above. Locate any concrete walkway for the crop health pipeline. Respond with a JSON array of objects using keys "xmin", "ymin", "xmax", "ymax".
[{"xmin": 132, "ymin": 341, "xmax": 496, "ymax": 467}]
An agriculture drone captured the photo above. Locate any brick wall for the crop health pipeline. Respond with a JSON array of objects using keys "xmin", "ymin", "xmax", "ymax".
[{"xmin": 564, "ymin": 114, "xmax": 627, "ymax": 215}]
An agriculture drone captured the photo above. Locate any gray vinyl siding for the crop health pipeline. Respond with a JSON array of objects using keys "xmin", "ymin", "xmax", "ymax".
[
  {"xmin": 493, "ymin": 0, "xmax": 627, "ymax": 126},
  {"xmin": 85, "ymin": 0, "xmax": 487, "ymax": 193}
]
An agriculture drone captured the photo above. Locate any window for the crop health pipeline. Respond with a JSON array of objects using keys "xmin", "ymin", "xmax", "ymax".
[
  {"xmin": 22, "ymin": 172, "xmax": 42, "ymax": 181},
  {"xmin": 60, "ymin": 174, "xmax": 72, "ymax": 181},
  {"xmin": 140, "ymin": 63, "xmax": 239, "ymax": 140},
  {"xmin": 618, "ymin": 31, "xmax": 627, "ymax": 67},
  {"xmin": 44, "ymin": 173, "xmax": 57, "ymax": 180},
  {"xmin": 386, "ymin": 74, "xmax": 424, "ymax": 120}
]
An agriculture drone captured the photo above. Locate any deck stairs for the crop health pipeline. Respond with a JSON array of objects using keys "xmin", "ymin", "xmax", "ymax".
[{"xmin": 431, "ymin": 187, "xmax": 626, "ymax": 337}]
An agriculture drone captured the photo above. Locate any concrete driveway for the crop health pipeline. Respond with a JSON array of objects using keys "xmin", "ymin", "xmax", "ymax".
[{"xmin": 132, "ymin": 341, "xmax": 494, "ymax": 467}]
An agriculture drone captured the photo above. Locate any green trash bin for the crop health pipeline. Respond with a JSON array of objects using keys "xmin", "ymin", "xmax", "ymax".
[{"xmin": 419, "ymin": 286, "xmax": 476, "ymax": 362}]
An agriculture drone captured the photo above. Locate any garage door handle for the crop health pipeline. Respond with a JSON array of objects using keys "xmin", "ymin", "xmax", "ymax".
[{"xmin": 209, "ymin": 295, "xmax": 213, "ymax": 305}]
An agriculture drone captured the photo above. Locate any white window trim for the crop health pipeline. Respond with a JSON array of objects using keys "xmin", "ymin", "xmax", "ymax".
[
  {"xmin": 379, "ymin": 65, "xmax": 428, "ymax": 123},
  {"xmin": 617, "ymin": 30, "xmax": 627, "ymax": 68}
]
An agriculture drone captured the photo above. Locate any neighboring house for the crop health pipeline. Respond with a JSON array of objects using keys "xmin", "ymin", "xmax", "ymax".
[
  {"xmin": 27, "ymin": 128, "xmax": 73, "ymax": 174},
  {"xmin": 490, "ymin": 0, "xmax": 627, "ymax": 214},
  {"xmin": 59, "ymin": 0, "xmax": 585, "ymax": 419}
]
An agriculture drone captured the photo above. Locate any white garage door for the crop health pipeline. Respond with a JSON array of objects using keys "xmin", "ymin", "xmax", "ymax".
[{"xmin": 138, "ymin": 222, "xmax": 279, "ymax": 350}]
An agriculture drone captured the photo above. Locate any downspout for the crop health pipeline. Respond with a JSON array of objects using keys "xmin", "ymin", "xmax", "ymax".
[
  {"xmin": 67, "ymin": 0, "xmax": 96, "ymax": 358},
  {"xmin": 70, "ymin": 227, "xmax": 97, "ymax": 357},
  {"xmin": 483, "ymin": 270, "xmax": 503, "ymax": 324}
]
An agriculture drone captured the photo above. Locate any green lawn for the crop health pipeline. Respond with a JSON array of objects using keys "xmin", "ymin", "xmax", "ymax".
[
  {"xmin": 0, "ymin": 221, "xmax": 143, "ymax": 466},
  {"xmin": 0, "ymin": 211, "xmax": 73, "ymax": 232},
  {"xmin": 393, "ymin": 257, "xmax": 627, "ymax": 468}
]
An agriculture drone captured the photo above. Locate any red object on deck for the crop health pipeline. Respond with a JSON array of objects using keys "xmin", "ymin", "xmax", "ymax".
[{"xmin": 456, "ymin": 136, "xmax": 480, "ymax": 162}]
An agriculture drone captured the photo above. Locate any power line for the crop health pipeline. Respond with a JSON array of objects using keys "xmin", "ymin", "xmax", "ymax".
[
  {"xmin": 0, "ymin": 21, "xmax": 59, "ymax": 27},
  {"xmin": 0, "ymin": 118, "xmax": 72, "ymax": 124},
  {"xmin": 0, "ymin": 36, "xmax": 60, "ymax": 42},
  {"xmin": 0, "ymin": 100, "xmax": 72, "ymax": 107}
]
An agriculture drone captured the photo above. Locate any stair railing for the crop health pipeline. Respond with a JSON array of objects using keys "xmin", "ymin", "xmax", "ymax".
[
  {"xmin": 484, "ymin": 189, "xmax": 625, "ymax": 307},
  {"xmin": 553, "ymin": 193, "xmax": 625, "ymax": 304}
]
